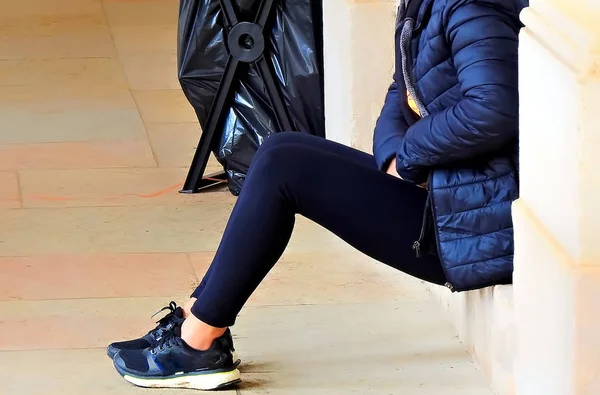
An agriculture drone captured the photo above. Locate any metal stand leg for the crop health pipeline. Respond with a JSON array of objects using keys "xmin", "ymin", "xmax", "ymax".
[{"xmin": 180, "ymin": 0, "xmax": 294, "ymax": 194}]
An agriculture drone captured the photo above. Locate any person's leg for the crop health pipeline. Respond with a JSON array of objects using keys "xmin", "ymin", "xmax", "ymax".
[
  {"xmin": 106, "ymin": 135, "xmax": 327, "ymax": 359},
  {"xmin": 184, "ymin": 133, "xmax": 445, "ymax": 349},
  {"xmin": 111, "ymin": 134, "xmax": 445, "ymax": 390},
  {"xmin": 188, "ymin": 132, "xmax": 376, "ymax": 305}
]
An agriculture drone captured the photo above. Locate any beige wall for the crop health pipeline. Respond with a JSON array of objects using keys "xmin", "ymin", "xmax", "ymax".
[
  {"xmin": 323, "ymin": 0, "xmax": 398, "ymax": 151},
  {"xmin": 514, "ymin": 0, "xmax": 600, "ymax": 393}
]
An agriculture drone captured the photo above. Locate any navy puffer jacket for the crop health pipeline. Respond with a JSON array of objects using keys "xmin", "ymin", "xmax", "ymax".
[{"xmin": 373, "ymin": 0, "xmax": 526, "ymax": 291}]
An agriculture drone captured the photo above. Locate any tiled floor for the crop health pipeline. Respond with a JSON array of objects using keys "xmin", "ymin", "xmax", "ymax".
[{"xmin": 0, "ymin": 1, "xmax": 493, "ymax": 394}]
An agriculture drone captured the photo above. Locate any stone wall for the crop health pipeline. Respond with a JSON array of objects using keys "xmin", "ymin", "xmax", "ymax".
[
  {"xmin": 323, "ymin": 0, "xmax": 398, "ymax": 151},
  {"xmin": 514, "ymin": 0, "xmax": 600, "ymax": 393}
]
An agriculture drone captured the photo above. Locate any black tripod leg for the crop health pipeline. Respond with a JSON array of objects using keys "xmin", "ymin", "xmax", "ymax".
[
  {"xmin": 180, "ymin": 56, "xmax": 241, "ymax": 193},
  {"xmin": 254, "ymin": 0, "xmax": 293, "ymax": 131},
  {"xmin": 219, "ymin": 0, "xmax": 238, "ymax": 27},
  {"xmin": 255, "ymin": 0, "xmax": 275, "ymax": 27}
]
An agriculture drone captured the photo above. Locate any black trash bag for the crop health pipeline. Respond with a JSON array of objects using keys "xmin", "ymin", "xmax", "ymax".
[{"xmin": 178, "ymin": 0, "xmax": 325, "ymax": 195}]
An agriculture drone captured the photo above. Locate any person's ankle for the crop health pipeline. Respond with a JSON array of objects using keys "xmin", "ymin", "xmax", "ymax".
[
  {"xmin": 182, "ymin": 297, "xmax": 197, "ymax": 319},
  {"xmin": 181, "ymin": 312, "xmax": 227, "ymax": 351}
]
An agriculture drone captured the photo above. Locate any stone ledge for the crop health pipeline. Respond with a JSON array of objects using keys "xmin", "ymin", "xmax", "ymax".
[
  {"xmin": 428, "ymin": 284, "xmax": 515, "ymax": 395},
  {"xmin": 387, "ymin": 274, "xmax": 516, "ymax": 395}
]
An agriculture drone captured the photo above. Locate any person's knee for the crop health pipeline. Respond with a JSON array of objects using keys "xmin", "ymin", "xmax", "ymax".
[
  {"xmin": 251, "ymin": 132, "xmax": 324, "ymax": 179},
  {"xmin": 246, "ymin": 141, "xmax": 317, "ymax": 196},
  {"xmin": 257, "ymin": 132, "xmax": 310, "ymax": 153},
  {"xmin": 253, "ymin": 142, "xmax": 297, "ymax": 171},
  {"xmin": 250, "ymin": 143, "xmax": 313, "ymax": 188},
  {"xmin": 252, "ymin": 132, "xmax": 308, "ymax": 169}
]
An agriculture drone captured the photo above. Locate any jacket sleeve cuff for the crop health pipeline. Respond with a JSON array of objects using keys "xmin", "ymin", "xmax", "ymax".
[{"xmin": 396, "ymin": 156, "xmax": 428, "ymax": 184}]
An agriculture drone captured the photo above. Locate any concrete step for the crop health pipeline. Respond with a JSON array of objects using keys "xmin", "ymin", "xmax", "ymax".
[{"xmin": 430, "ymin": 285, "xmax": 515, "ymax": 395}]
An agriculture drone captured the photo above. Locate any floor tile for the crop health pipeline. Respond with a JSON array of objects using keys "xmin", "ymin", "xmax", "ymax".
[
  {"xmin": 0, "ymin": 203, "xmax": 233, "ymax": 256},
  {"xmin": 190, "ymin": 251, "xmax": 431, "ymax": 306},
  {"xmin": 145, "ymin": 122, "xmax": 222, "ymax": 171},
  {"xmin": 120, "ymin": 50, "xmax": 179, "ymax": 90},
  {"xmin": 0, "ymin": 58, "xmax": 144, "ymax": 143},
  {"xmin": 0, "ymin": 253, "xmax": 196, "ymax": 301},
  {"xmin": 0, "ymin": 58, "xmax": 128, "ymax": 89},
  {"xmin": 0, "ymin": 58, "xmax": 134, "ymax": 112},
  {"xmin": 146, "ymin": 122, "xmax": 201, "ymax": 168},
  {"xmin": 0, "ymin": 141, "xmax": 155, "ymax": 171},
  {"xmin": 0, "ymin": 171, "xmax": 20, "ymax": 208},
  {"xmin": 111, "ymin": 24, "xmax": 177, "ymax": 53},
  {"xmin": 133, "ymin": 90, "xmax": 198, "ymax": 123},
  {"xmin": 0, "ymin": 13, "xmax": 115, "ymax": 59},
  {"xmin": 0, "ymin": 108, "xmax": 146, "ymax": 143},
  {"xmin": 0, "ymin": 348, "xmax": 233, "ymax": 395},
  {"xmin": 1, "ymin": 0, "xmax": 103, "ymax": 18},
  {"xmin": 232, "ymin": 302, "xmax": 492, "ymax": 394},
  {"xmin": 20, "ymin": 168, "xmax": 190, "ymax": 207},
  {"xmin": 103, "ymin": 0, "xmax": 179, "ymax": 27},
  {"xmin": 0, "ymin": 206, "xmax": 347, "ymax": 256},
  {"xmin": 0, "ymin": 297, "xmax": 188, "ymax": 350},
  {"xmin": 0, "ymin": 84, "xmax": 135, "ymax": 114}
]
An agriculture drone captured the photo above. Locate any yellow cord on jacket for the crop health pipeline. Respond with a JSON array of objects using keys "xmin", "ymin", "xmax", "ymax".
[{"xmin": 407, "ymin": 90, "xmax": 421, "ymax": 117}]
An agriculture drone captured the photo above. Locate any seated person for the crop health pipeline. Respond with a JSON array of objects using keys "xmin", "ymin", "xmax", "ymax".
[{"xmin": 108, "ymin": 0, "xmax": 524, "ymax": 390}]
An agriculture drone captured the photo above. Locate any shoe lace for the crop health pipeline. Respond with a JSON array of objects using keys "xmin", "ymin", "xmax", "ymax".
[
  {"xmin": 151, "ymin": 330, "xmax": 179, "ymax": 354},
  {"xmin": 148, "ymin": 301, "xmax": 179, "ymax": 337}
]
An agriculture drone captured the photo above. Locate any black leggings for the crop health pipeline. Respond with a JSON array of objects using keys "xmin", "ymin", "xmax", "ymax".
[{"xmin": 191, "ymin": 132, "xmax": 446, "ymax": 327}]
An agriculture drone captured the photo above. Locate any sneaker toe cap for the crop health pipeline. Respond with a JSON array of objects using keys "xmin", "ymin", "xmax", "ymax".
[{"xmin": 106, "ymin": 344, "xmax": 120, "ymax": 359}]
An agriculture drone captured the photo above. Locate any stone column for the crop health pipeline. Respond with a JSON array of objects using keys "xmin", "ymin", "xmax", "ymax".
[
  {"xmin": 514, "ymin": 0, "xmax": 600, "ymax": 393},
  {"xmin": 322, "ymin": 0, "xmax": 398, "ymax": 151}
]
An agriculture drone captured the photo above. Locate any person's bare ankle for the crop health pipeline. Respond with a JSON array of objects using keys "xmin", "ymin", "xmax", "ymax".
[
  {"xmin": 182, "ymin": 297, "xmax": 197, "ymax": 319},
  {"xmin": 181, "ymin": 313, "xmax": 227, "ymax": 351}
]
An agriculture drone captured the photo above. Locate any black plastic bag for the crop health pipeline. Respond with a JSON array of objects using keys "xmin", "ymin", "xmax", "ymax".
[{"xmin": 178, "ymin": 0, "xmax": 325, "ymax": 195}]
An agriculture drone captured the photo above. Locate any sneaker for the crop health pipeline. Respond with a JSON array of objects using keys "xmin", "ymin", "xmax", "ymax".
[
  {"xmin": 107, "ymin": 302, "xmax": 240, "ymax": 362},
  {"xmin": 113, "ymin": 327, "xmax": 241, "ymax": 391},
  {"xmin": 106, "ymin": 301, "xmax": 185, "ymax": 359}
]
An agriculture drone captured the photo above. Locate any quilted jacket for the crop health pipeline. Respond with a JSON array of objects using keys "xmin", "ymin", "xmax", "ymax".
[{"xmin": 373, "ymin": 0, "xmax": 526, "ymax": 291}]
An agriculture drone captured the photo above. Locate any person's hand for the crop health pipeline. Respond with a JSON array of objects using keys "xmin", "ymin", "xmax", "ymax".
[
  {"xmin": 386, "ymin": 159, "xmax": 403, "ymax": 179},
  {"xmin": 388, "ymin": 159, "xmax": 428, "ymax": 189}
]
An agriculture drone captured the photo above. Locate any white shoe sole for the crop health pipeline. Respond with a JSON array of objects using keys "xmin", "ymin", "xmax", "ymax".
[{"xmin": 123, "ymin": 369, "xmax": 241, "ymax": 391}]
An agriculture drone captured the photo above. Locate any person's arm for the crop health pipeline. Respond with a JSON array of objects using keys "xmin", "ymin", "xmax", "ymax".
[
  {"xmin": 396, "ymin": 0, "xmax": 521, "ymax": 183},
  {"xmin": 373, "ymin": 81, "xmax": 411, "ymax": 172}
]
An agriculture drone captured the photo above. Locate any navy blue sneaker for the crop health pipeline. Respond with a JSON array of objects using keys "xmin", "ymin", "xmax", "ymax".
[
  {"xmin": 113, "ymin": 327, "xmax": 241, "ymax": 390},
  {"xmin": 106, "ymin": 302, "xmax": 185, "ymax": 359}
]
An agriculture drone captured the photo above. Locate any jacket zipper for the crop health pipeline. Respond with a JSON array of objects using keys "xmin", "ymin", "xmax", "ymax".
[
  {"xmin": 412, "ymin": 194, "xmax": 431, "ymax": 258},
  {"xmin": 427, "ymin": 175, "xmax": 456, "ymax": 292},
  {"xmin": 411, "ymin": 174, "xmax": 456, "ymax": 292}
]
